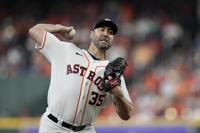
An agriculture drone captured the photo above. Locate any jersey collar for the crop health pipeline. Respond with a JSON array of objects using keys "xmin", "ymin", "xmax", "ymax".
[{"xmin": 82, "ymin": 49, "xmax": 109, "ymax": 65}]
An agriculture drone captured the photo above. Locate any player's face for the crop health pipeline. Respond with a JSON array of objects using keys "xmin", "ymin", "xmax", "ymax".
[{"xmin": 90, "ymin": 26, "xmax": 114, "ymax": 51}]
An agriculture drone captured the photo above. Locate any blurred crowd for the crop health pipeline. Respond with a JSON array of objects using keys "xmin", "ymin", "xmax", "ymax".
[{"xmin": 0, "ymin": 0, "xmax": 200, "ymax": 121}]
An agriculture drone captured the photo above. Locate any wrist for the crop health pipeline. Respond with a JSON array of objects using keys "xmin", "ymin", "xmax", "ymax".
[
  {"xmin": 110, "ymin": 86, "xmax": 123, "ymax": 98},
  {"xmin": 55, "ymin": 24, "xmax": 62, "ymax": 31}
]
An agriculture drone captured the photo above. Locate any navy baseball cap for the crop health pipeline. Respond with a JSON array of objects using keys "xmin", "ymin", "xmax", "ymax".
[{"xmin": 93, "ymin": 18, "xmax": 118, "ymax": 35}]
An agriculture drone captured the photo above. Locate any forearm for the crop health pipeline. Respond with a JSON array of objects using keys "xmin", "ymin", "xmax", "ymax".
[
  {"xmin": 29, "ymin": 24, "xmax": 67, "ymax": 35},
  {"xmin": 29, "ymin": 23, "xmax": 73, "ymax": 45},
  {"xmin": 40, "ymin": 24, "xmax": 58, "ymax": 33},
  {"xmin": 111, "ymin": 87, "xmax": 133, "ymax": 120}
]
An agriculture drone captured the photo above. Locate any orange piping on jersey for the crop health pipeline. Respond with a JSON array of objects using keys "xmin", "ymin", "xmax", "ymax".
[
  {"xmin": 72, "ymin": 52, "xmax": 90, "ymax": 124},
  {"xmin": 80, "ymin": 65, "xmax": 106, "ymax": 125},
  {"xmin": 38, "ymin": 31, "xmax": 47, "ymax": 50}
]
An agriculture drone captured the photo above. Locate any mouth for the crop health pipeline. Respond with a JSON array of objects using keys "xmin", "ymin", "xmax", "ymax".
[
  {"xmin": 100, "ymin": 40, "xmax": 108, "ymax": 43},
  {"xmin": 98, "ymin": 39, "xmax": 111, "ymax": 50},
  {"xmin": 100, "ymin": 39, "xmax": 109, "ymax": 43}
]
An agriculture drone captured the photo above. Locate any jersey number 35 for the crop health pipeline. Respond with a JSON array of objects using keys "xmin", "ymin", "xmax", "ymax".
[{"xmin": 89, "ymin": 91, "xmax": 105, "ymax": 106}]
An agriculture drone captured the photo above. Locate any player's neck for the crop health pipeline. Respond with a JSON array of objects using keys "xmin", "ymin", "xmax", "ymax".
[{"xmin": 88, "ymin": 45, "xmax": 106, "ymax": 60}]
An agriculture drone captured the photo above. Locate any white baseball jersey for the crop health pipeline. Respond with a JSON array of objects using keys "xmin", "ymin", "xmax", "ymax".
[{"xmin": 36, "ymin": 31, "xmax": 132, "ymax": 126}]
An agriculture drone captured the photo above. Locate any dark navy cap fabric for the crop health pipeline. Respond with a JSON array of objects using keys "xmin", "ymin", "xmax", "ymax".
[{"xmin": 93, "ymin": 18, "xmax": 118, "ymax": 35}]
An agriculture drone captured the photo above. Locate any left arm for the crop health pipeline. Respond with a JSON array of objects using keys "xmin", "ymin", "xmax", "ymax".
[
  {"xmin": 110, "ymin": 86, "xmax": 134, "ymax": 120},
  {"xmin": 102, "ymin": 57, "xmax": 133, "ymax": 120}
]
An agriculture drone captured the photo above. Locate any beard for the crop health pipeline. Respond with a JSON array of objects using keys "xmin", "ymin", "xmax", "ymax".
[
  {"xmin": 90, "ymin": 32, "xmax": 113, "ymax": 51},
  {"xmin": 98, "ymin": 40, "xmax": 111, "ymax": 51}
]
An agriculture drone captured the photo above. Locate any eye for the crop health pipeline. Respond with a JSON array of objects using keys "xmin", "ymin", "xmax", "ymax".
[
  {"xmin": 100, "ymin": 28, "xmax": 104, "ymax": 32},
  {"xmin": 108, "ymin": 30, "xmax": 114, "ymax": 35}
]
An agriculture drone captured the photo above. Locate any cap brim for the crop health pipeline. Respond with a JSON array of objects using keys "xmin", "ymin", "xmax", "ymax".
[{"xmin": 94, "ymin": 20, "xmax": 118, "ymax": 35}]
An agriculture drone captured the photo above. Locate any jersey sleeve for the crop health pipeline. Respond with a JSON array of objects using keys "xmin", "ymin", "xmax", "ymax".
[{"xmin": 35, "ymin": 31, "xmax": 72, "ymax": 63}]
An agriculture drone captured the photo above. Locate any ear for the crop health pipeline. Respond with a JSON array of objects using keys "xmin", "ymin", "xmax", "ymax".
[{"xmin": 90, "ymin": 30, "xmax": 94, "ymax": 39}]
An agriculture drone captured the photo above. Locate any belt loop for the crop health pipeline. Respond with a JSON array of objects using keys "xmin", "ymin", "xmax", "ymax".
[{"xmin": 57, "ymin": 118, "xmax": 62, "ymax": 125}]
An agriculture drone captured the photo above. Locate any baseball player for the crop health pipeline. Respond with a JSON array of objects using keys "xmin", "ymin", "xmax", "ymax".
[{"xmin": 29, "ymin": 18, "xmax": 133, "ymax": 133}]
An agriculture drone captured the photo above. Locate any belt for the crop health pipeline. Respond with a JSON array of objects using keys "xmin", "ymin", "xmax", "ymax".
[{"xmin": 47, "ymin": 114, "xmax": 88, "ymax": 132}]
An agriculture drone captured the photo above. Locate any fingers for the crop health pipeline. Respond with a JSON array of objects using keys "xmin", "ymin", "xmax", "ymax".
[
  {"xmin": 65, "ymin": 26, "xmax": 74, "ymax": 33},
  {"xmin": 64, "ymin": 27, "xmax": 76, "ymax": 40},
  {"xmin": 55, "ymin": 24, "xmax": 74, "ymax": 33},
  {"xmin": 105, "ymin": 75, "xmax": 113, "ymax": 83}
]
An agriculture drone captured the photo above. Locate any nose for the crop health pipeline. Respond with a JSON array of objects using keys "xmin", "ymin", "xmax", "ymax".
[{"xmin": 102, "ymin": 30, "xmax": 109, "ymax": 36}]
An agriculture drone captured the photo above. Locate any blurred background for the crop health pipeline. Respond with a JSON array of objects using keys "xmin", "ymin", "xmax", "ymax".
[{"xmin": 0, "ymin": 0, "xmax": 200, "ymax": 133}]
